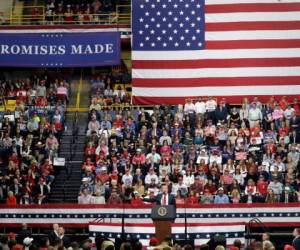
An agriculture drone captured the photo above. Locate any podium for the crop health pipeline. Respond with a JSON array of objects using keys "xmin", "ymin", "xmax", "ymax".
[{"xmin": 151, "ymin": 205, "xmax": 176, "ymax": 243}]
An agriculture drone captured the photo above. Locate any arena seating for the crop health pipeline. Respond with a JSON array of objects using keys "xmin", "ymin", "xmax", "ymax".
[
  {"xmin": 0, "ymin": 73, "xmax": 70, "ymax": 204},
  {"xmin": 45, "ymin": 0, "xmax": 118, "ymax": 24},
  {"xmin": 0, "ymin": 2, "xmax": 299, "ymax": 248},
  {"xmin": 77, "ymin": 76, "xmax": 300, "ymax": 205}
]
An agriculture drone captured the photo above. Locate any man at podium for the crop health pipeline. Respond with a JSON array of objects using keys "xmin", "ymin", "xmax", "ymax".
[
  {"xmin": 144, "ymin": 184, "xmax": 176, "ymax": 206},
  {"xmin": 144, "ymin": 185, "xmax": 177, "ymax": 243},
  {"xmin": 157, "ymin": 184, "xmax": 176, "ymax": 206}
]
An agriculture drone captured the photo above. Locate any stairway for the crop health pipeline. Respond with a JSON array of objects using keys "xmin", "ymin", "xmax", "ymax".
[{"xmin": 49, "ymin": 113, "xmax": 88, "ymax": 203}]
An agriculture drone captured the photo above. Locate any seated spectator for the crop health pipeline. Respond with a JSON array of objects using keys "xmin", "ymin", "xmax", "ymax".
[
  {"xmin": 107, "ymin": 188, "xmax": 122, "ymax": 205},
  {"xmin": 6, "ymin": 191, "xmax": 17, "ymax": 205},
  {"xmin": 200, "ymin": 188, "xmax": 214, "ymax": 204},
  {"xmin": 214, "ymin": 187, "xmax": 229, "ymax": 204},
  {"xmin": 34, "ymin": 177, "xmax": 49, "ymax": 204},
  {"xmin": 230, "ymin": 188, "xmax": 241, "ymax": 204}
]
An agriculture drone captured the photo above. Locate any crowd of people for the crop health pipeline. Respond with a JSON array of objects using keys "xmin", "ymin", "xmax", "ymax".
[
  {"xmin": 44, "ymin": 0, "xmax": 117, "ymax": 25},
  {"xmin": 1, "ymin": 223, "xmax": 300, "ymax": 250},
  {"xmin": 79, "ymin": 94, "xmax": 300, "ymax": 205},
  {"xmin": 0, "ymin": 74, "xmax": 69, "ymax": 204},
  {"xmin": 89, "ymin": 72, "xmax": 131, "ymax": 109}
]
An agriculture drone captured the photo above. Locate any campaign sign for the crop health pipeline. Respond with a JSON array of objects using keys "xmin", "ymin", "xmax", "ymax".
[{"xmin": 0, "ymin": 31, "xmax": 121, "ymax": 67}]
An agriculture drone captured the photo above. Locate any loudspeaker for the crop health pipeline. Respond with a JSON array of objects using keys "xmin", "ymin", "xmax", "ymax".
[{"xmin": 207, "ymin": 235, "xmax": 226, "ymax": 249}]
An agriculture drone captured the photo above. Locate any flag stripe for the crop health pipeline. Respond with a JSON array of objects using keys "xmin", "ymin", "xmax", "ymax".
[
  {"xmin": 206, "ymin": 3, "xmax": 300, "ymax": 13},
  {"xmin": 206, "ymin": 30, "xmax": 300, "ymax": 41},
  {"xmin": 133, "ymin": 76, "xmax": 300, "ymax": 87},
  {"xmin": 206, "ymin": 39, "xmax": 300, "ymax": 49},
  {"xmin": 133, "ymin": 85, "xmax": 300, "ymax": 97},
  {"xmin": 133, "ymin": 57, "xmax": 300, "ymax": 69},
  {"xmin": 206, "ymin": 21, "xmax": 300, "ymax": 31},
  {"xmin": 206, "ymin": 12, "xmax": 300, "ymax": 22},
  {"xmin": 133, "ymin": 67, "xmax": 300, "ymax": 79},
  {"xmin": 132, "ymin": 48, "xmax": 300, "ymax": 60},
  {"xmin": 206, "ymin": 0, "xmax": 300, "ymax": 5}
]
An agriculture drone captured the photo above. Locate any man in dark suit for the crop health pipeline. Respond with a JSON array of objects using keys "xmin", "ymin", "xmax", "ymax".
[
  {"xmin": 290, "ymin": 112, "xmax": 300, "ymax": 132},
  {"xmin": 34, "ymin": 177, "xmax": 49, "ymax": 204},
  {"xmin": 144, "ymin": 184, "xmax": 176, "ymax": 206},
  {"xmin": 48, "ymin": 223, "xmax": 60, "ymax": 244},
  {"xmin": 293, "ymin": 228, "xmax": 300, "ymax": 250}
]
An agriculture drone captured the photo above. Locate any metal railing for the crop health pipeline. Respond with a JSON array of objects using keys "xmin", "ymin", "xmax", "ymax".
[
  {"xmin": 62, "ymin": 111, "xmax": 79, "ymax": 202},
  {"xmin": 1, "ymin": 5, "xmax": 130, "ymax": 26}
]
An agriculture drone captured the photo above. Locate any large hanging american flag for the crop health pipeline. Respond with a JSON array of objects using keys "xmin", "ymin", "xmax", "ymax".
[{"xmin": 131, "ymin": 0, "xmax": 300, "ymax": 105}]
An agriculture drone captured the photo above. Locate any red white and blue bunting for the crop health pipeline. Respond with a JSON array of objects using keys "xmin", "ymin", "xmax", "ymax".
[
  {"xmin": 89, "ymin": 222, "xmax": 246, "ymax": 246},
  {"xmin": 1, "ymin": 204, "xmax": 300, "ymax": 228}
]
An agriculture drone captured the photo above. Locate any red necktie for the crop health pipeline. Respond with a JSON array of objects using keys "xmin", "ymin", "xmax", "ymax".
[{"xmin": 163, "ymin": 194, "xmax": 167, "ymax": 205}]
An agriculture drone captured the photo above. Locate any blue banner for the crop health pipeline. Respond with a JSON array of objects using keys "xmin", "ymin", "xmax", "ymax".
[{"xmin": 0, "ymin": 32, "xmax": 120, "ymax": 67}]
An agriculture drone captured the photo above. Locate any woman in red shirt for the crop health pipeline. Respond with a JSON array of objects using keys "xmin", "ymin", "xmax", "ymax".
[
  {"xmin": 85, "ymin": 141, "xmax": 96, "ymax": 159},
  {"xmin": 175, "ymin": 190, "xmax": 185, "ymax": 205},
  {"xmin": 131, "ymin": 191, "xmax": 144, "ymax": 206},
  {"xmin": 82, "ymin": 158, "xmax": 95, "ymax": 173},
  {"xmin": 257, "ymin": 175, "xmax": 268, "ymax": 196},
  {"xmin": 6, "ymin": 191, "xmax": 17, "ymax": 205}
]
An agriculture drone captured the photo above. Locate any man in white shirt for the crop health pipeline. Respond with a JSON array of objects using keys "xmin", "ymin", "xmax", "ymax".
[
  {"xmin": 145, "ymin": 167, "xmax": 159, "ymax": 185},
  {"xmin": 146, "ymin": 147, "xmax": 161, "ymax": 166},
  {"xmin": 184, "ymin": 98, "xmax": 196, "ymax": 114},
  {"xmin": 206, "ymin": 96, "xmax": 217, "ymax": 123},
  {"xmin": 248, "ymin": 102, "xmax": 262, "ymax": 128},
  {"xmin": 195, "ymin": 97, "xmax": 206, "ymax": 121}
]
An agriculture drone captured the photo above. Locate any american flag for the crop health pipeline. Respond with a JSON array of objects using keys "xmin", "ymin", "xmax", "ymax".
[
  {"xmin": 132, "ymin": 0, "xmax": 300, "ymax": 105},
  {"xmin": 89, "ymin": 222, "xmax": 246, "ymax": 246}
]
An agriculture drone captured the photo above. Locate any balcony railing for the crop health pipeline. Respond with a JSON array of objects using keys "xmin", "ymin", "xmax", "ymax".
[{"xmin": 0, "ymin": 5, "xmax": 131, "ymax": 26}]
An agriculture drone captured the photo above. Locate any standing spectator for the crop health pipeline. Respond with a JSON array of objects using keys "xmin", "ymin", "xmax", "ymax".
[
  {"xmin": 272, "ymin": 104, "xmax": 284, "ymax": 129},
  {"xmin": 195, "ymin": 97, "xmax": 206, "ymax": 122},
  {"xmin": 184, "ymin": 98, "xmax": 196, "ymax": 114},
  {"xmin": 215, "ymin": 100, "xmax": 229, "ymax": 125},
  {"xmin": 48, "ymin": 223, "xmax": 60, "ymax": 244},
  {"xmin": 58, "ymin": 227, "xmax": 70, "ymax": 247},
  {"xmin": 292, "ymin": 228, "xmax": 300, "ymax": 249},
  {"xmin": 248, "ymin": 102, "xmax": 262, "ymax": 128},
  {"xmin": 206, "ymin": 97, "xmax": 217, "ymax": 123},
  {"xmin": 17, "ymin": 224, "xmax": 31, "ymax": 244}
]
